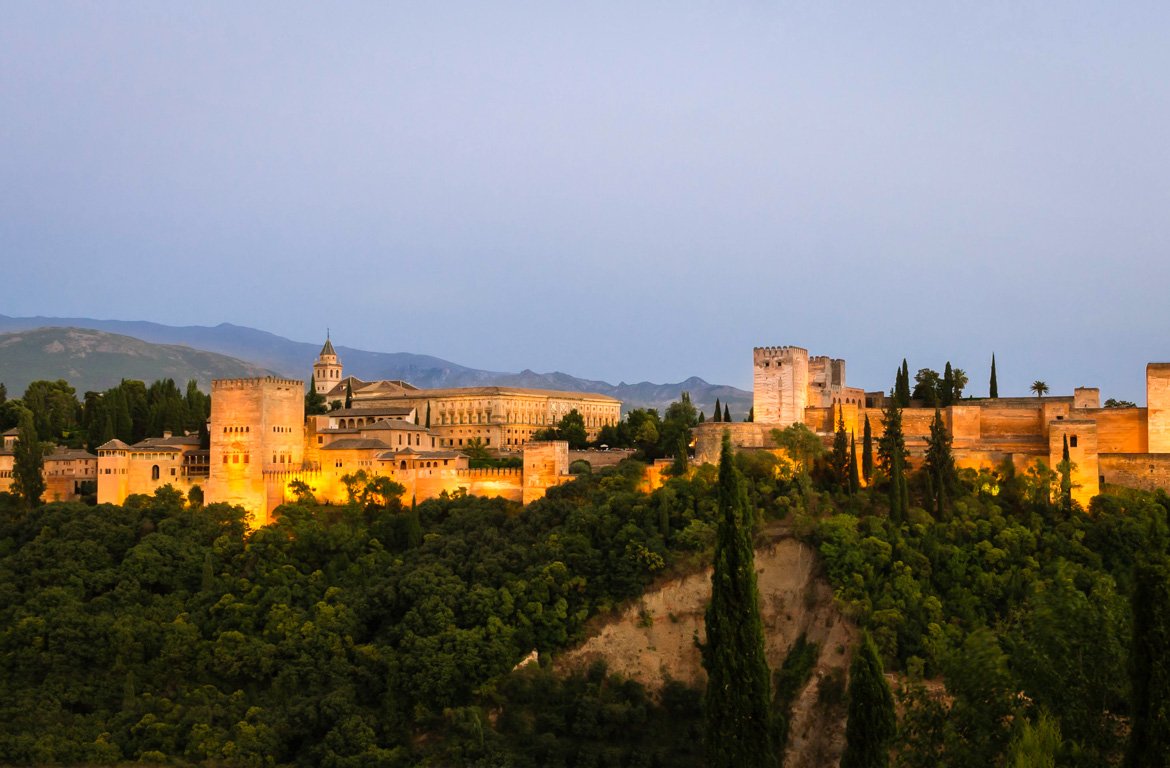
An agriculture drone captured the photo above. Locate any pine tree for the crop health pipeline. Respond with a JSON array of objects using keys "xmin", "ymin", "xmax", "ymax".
[
  {"xmin": 841, "ymin": 632, "xmax": 896, "ymax": 768},
  {"xmin": 878, "ymin": 399, "xmax": 908, "ymax": 523},
  {"xmin": 849, "ymin": 431, "xmax": 861, "ymax": 495},
  {"xmin": 713, "ymin": 398, "xmax": 722, "ymax": 423},
  {"xmin": 942, "ymin": 362, "xmax": 955, "ymax": 406},
  {"xmin": 12, "ymin": 409, "xmax": 45, "ymax": 508},
  {"xmin": 702, "ymin": 432, "xmax": 775, "ymax": 768},
  {"xmin": 924, "ymin": 408, "xmax": 956, "ymax": 520},
  {"xmin": 1125, "ymin": 556, "xmax": 1170, "ymax": 767},
  {"xmin": 862, "ymin": 415, "xmax": 874, "ymax": 483},
  {"xmin": 990, "ymin": 354, "xmax": 999, "ymax": 399},
  {"xmin": 723, "ymin": 403, "xmax": 731, "ymax": 423}
]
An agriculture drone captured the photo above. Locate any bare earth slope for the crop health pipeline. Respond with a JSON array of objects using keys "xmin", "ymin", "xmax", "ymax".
[{"xmin": 557, "ymin": 535, "xmax": 854, "ymax": 767}]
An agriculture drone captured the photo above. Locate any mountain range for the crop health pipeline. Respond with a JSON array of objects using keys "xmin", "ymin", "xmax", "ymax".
[{"xmin": 0, "ymin": 315, "xmax": 752, "ymax": 416}]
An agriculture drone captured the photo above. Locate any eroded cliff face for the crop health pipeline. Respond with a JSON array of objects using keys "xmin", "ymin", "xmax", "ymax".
[{"xmin": 557, "ymin": 536, "xmax": 853, "ymax": 767}]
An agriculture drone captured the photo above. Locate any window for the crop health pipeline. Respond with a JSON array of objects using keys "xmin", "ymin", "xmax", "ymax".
[
  {"xmin": 1070, "ymin": 435, "xmax": 1078, "ymax": 448},
  {"xmin": 151, "ymin": 465, "xmax": 160, "ymax": 480}
]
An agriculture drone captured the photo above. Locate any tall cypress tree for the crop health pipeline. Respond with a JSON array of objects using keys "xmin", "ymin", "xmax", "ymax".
[
  {"xmin": 1059, "ymin": 434, "xmax": 1073, "ymax": 512},
  {"xmin": 425, "ymin": 402, "xmax": 431, "ymax": 429},
  {"xmin": 831, "ymin": 412, "xmax": 849, "ymax": 491},
  {"xmin": 747, "ymin": 406, "xmax": 754, "ymax": 423},
  {"xmin": 849, "ymin": 431, "xmax": 861, "ymax": 495},
  {"xmin": 12, "ymin": 409, "xmax": 45, "ymax": 508},
  {"xmin": 990, "ymin": 354, "xmax": 999, "ymax": 399},
  {"xmin": 1125, "ymin": 557, "xmax": 1170, "ymax": 768},
  {"xmin": 941, "ymin": 362, "xmax": 955, "ymax": 406},
  {"xmin": 862, "ymin": 415, "xmax": 874, "ymax": 483},
  {"xmin": 702, "ymin": 432, "xmax": 775, "ymax": 768},
  {"xmin": 878, "ymin": 400, "xmax": 908, "ymax": 523},
  {"xmin": 723, "ymin": 403, "xmax": 731, "ymax": 423},
  {"xmin": 713, "ymin": 398, "xmax": 722, "ymax": 423},
  {"xmin": 841, "ymin": 632, "xmax": 896, "ymax": 768},
  {"xmin": 924, "ymin": 408, "xmax": 956, "ymax": 520},
  {"xmin": 344, "ymin": 380, "xmax": 353, "ymax": 410},
  {"xmin": 896, "ymin": 360, "xmax": 912, "ymax": 406}
]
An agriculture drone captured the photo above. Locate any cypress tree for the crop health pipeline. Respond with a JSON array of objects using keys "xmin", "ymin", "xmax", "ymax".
[
  {"xmin": 862, "ymin": 415, "xmax": 874, "ymax": 483},
  {"xmin": 1059, "ymin": 434, "xmax": 1073, "ymax": 512},
  {"xmin": 849, "ymin": 431, "xmax": 861, "ymax": 495},
  {"xmin": 747, "ymin": 405, "xmax": 754, "ymax": 423},
  {"xmin": 698, "ymin": 411, "xmax": 706, "ymax": 423},
  {"xmin": 713, "ymin": 398, "xmax": 722, "ymax": 423},
  {"xmin": 942, "ymin": 362, "xmax": 955, "ymax": 406},
  {"xmin": 723, "ymin": 403, "xmax": 731, "ymax": 423},
  {"xmin": 990, "ymin": 354, "xmax": 999, "ymax": 399},
  {"xmin": 13, "ymin": 409, "xmax": 45, "ymax": 508},
  {"xmin": 841, "ymin": 632, "xmax": 896, "ymax": 768},
  {"xmin": 702, "ymin": 432, "xmax": 775, "ymax": 768},
  {"xmin": 895, "ymin": 360, "xmax": 911, "ymax": 406},
  {"xmin": 1125, "ymin": 557, "xmax": 1170, "ymax": 767},
  {"xmin": 344, "ymin": 379, "xmax": 353, "ymax": 410},
  {"xmin": 831, "ymin": 412, "xmax": 849, "ymax": 491},
  {"xmin": 671, "ymin": 433, "xmax": 689, "ymax": 476},
  {"xmin": 924, "ymin": 408, "xmax": 956, "ymax": 520},
  {"xmin": 425, "ymin": 402, "xmax": 431, "ymax": 429},
  {"xmin": 878, "ymin": 400, "xmax": 908, "ymax": 523}
]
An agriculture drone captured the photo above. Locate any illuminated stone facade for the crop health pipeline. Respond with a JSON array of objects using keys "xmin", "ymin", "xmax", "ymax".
[
  {"xmin": 314, "ymin": 339, "xmax": 621, "ymax": 449},
  {"xmin": 700, "ymin": 344, "xmax": 1170, "ymax": 508}
]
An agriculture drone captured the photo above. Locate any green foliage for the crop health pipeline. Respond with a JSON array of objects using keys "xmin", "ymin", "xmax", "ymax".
[
  {"xmin": 305, "ymin": 376, "xmax": 328, "ymax": 415},
  {"xmin": 863, "ymin": 415, "xmax": 874, "ymax": 483},
  {"xmin": 842, "ymin": 632, "xmax": 896, "ymax": 768},
  {"xmin": 990, "ymin": 354, "xmax": 999, "ymax": 399},
  {"xmin": 772, "ymin": 422, "xmax": 825, "ymax": 478},
  {"xmin": 534, "ymin": 408, "xmax": 589, "ymax": 449},
  {"xmin": 702, "ymin": 433, "xmax": 775, "ymax": 768},
  {"xmin": 1007, "ymin": 710, "xmax": 1061, "ymax": 768},
  {"xmin": 878, "ymin": 400, "xmax": 909, "ymax": 523},
  {"xmin": 912, "ymin": 368, "xmax": 941, "ymax": 407},
  {"xmin": 12, "ymin": 408, "xmax": 46, "ymax": 508},
  {"xmin": 1031, "ymin": 380, "xmax": 1049, "ymax": 398},
  {"xmin": 1125, "ymin": 556, "xmax": 1170, "ymax": 768},
  {"xmin": 923, "ymin": 409, "xmax": 956, "ymax": 519},
  {"xmin": 894, "ymin": 360, "xmax": 911, "ymax": 407},
  {"xmin": 1104, "ymin": 398, "xmax": 1137, "ymax": 408},
  {"xmin": 773, "ymin": 634, "xmax": 820, "ymax": 758}
]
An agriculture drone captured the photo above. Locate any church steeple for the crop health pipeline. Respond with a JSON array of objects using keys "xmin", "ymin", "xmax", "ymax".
[{"xmin": 313, "ymin": 333, "xmax": 342, "ymax": 395}]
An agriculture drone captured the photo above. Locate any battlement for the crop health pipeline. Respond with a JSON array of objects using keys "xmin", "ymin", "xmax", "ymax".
[
  {"xmin": 213, "ymin": 376, "xmax": 304, "ymax": 390},
  {"xmin": 455, "ymin": 467, "xmax": 524, "ymax": 480},
  {"xmin": 753, "ymin": 345, "xmax": 808, "ymax": 358}
]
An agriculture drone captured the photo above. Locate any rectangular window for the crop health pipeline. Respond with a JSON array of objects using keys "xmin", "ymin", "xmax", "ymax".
[{"xmin": 1070, "ymin": 435, "xmax": 1078, "ymax": 448}]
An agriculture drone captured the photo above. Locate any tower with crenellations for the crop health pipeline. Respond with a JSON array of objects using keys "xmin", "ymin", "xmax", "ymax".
[
  {"xmin": 753, "ymin": 346, "xmax": 810, "ymax": 427},
  {"xmin": 205, "ymin": 377, "xmax": 305, "ymax": 527}
]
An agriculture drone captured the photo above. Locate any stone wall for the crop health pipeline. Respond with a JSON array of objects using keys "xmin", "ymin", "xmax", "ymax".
[{"xmin": 1099, "ymin": 453, "xmax": 1170, "ymax": 492}]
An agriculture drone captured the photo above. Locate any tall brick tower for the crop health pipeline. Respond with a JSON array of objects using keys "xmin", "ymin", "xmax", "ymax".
[
  {"xmin": 753, "ymin": 346, "xmax": 809, "ymax": 426},
  {"xmin": 206, "ymin": 377, "xmax": 305, "ymax": 527}
]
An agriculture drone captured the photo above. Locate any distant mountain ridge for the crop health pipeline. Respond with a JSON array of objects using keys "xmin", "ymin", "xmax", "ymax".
[
  {"xmin": 0, "ymin": 327, "xmax": 276, "ymax": 395},
  {"xmin": 0, "ymin": 315, "xmax": 752, "ymax": 416}
]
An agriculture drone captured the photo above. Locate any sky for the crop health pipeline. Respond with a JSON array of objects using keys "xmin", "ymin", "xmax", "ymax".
[{"xmin": 2, "ymin": 2, "xmax": 1168, "ymax": 402}]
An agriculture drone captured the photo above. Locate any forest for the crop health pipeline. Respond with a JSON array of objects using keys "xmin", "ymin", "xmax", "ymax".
[{"xmin": 2, "ymin": 408, "xmax": 1169, "ymax": 765}]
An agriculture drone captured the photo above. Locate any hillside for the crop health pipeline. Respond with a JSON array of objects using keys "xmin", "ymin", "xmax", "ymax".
[
  {"xmin": 0, "ymin": 314, "xmax": 752, "ymax": 414},
  {"xmin": 0, "ymin": 327, "xmax": 276, "ymax": 394},
  {"xmin": 557, "ymin": 533, "xmax": 853, "ymax": 767}
]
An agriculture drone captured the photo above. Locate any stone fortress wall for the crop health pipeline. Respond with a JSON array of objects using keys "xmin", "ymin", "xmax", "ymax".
[{"xmin": 699, "ymin": 345, "xmax": 1170, "ymax": 507}]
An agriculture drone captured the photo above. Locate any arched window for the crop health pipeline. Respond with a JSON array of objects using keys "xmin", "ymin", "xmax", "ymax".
[{"xmin": 151, "ymin": 465, "xmax": 160, "ymax": 480}]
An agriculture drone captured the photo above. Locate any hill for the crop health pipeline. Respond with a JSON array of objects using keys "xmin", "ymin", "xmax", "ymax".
[
  {"xmin": 0, "ymin": 314, "xmax": 752, "ymax": 414},
  {"xmin": 0, "ymin": 327, "xmax": 276, "ymax": 395}
]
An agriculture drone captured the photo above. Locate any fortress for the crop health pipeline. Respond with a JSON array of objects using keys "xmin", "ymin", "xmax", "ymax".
[
  {"xmin": 76, "ymin": 339, "xmax": 622, "ymax": 526},
  {"xmin": 695, "ymin": 345, "xmax": 1170, "ymax": 507}
]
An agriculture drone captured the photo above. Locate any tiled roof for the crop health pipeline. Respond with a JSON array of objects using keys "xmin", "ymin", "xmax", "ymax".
[{"xmin": 321, "ymin": 438, "xmax": 393, "ymax": 451}]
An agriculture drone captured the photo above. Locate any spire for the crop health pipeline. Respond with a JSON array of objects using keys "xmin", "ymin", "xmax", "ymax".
[{"xmin": 320, "ymin": 335, "xmax": 336, "ymax": 357}]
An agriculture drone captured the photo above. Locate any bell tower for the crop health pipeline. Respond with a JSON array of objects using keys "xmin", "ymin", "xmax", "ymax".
[{"xmin": 313, "ymin": 335, "xmax": 342, "ymax": 395}]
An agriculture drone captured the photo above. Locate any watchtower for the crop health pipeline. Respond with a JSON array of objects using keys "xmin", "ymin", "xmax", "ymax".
[
  {"xmin": 313, "ymin": 337, "xmax": 342, "ymax": 395},
  {"xmin": 753, "ymin": 346, "xmax": 809, "ymax": 427},
  {"xmin": 206, "ymin": 377, "xmax": 305, "ymax": 527}
]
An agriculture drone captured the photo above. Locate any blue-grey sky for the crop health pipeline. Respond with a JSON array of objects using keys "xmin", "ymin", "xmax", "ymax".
[{"xmin": 3, "ymin": 3, "xmax": 1168, "ymax": 402}]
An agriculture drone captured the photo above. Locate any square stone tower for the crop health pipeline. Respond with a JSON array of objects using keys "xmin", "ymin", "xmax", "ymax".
[
  {"xmin": 1148, "ymin": 364, "xmax": 1170, "ymax": 453},
  {"xmin": 753, "ymin": 346, "xmax": 809, "ymax": 426},
  {"xmin": 206, "ymin": 377, "xmax": 304, "ymax": 527}
]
